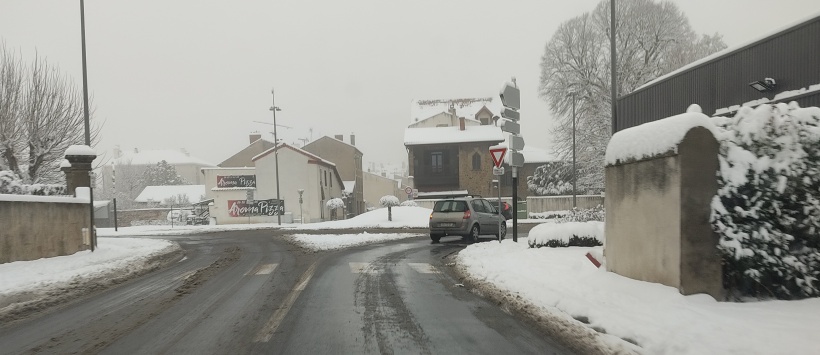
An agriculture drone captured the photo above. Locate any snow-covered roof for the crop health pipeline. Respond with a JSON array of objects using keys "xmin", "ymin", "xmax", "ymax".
[
  {"xmin": 404, "ymin": 125, "xmax": 504, "ymax": 146},
  {"xmin": 135, "ymin": 185, "xmax": 205, "ymax": 205},
  {"xmin": 605, "ymin": 105, "xmax": 718, "ymax": 166},
  {"xmin": 410, "ymin": 97, "xmax": 502, "ymax": 124},
  {"xmin": 636, "ymin": 12, "xmax": 820, "ymax": 93},
  {"xmin": 343, "ymin": 181, "xmax": 355, "ymax": 194},
  {"xmin": 520, "ymin": 146, "xmax": 558, "ymax": 164},
  {"xmin": 113, "ymin": 149, "xmax": 215, "ymax": 167},
  {"xmin": 65, "ymin": 145, "xmax": 96, "ymax": 156}
]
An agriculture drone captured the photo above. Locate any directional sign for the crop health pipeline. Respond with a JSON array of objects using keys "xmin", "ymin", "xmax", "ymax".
[
  {"xmin": 508, "ymin": 151, "xmax": 525, "ymax": 167},
  {"xmin": 499, "ymin": 82, "xmax": 520, "ymax": 110},
  {"xmin": 509, "ymin": 135, "xmax": 525, "ymax": 151},
  {"xmin": 499, "ymin": 119, "xmax": 520, "ymax": 135},
  {"xmin": 490, "ymin": 148, "xmax": 507, "ymax": 168},
  {"xmin": 500, "ymin": 107, "xmax": 520, "ymax": 121}
]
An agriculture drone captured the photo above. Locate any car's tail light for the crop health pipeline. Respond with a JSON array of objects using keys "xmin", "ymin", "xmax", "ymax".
[
  {"xmin": 430, "ymin": 213, "xmax": 433, "ymax": 219},
  {"xmin": 463, "ymin": 210, "xmax": 471, "ymax": 219}
]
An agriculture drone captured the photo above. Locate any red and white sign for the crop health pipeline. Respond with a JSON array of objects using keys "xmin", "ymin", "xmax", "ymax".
[
  {"xmin": 489, "ymin": 148, "xmax": 507, "ymax": 168},
  {"xmin": 404, "ymin": 186, "xmax": 413, "ymax": 195}
]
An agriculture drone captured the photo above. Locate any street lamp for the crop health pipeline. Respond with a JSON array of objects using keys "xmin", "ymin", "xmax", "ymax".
[
  {"xmin": 79, "ymin": 0, "xmax": 95, "ymax": 251},
  {"xmin": 270, "ymin": 89, "xmax": 282, "ymax": 225},
  {"xmin": 297, "ymin": 189, "xmax": 304, "ymax": 224},
  {"xmin": 571, "ymin": 92, "xmax": 577, "ymax": 209}
]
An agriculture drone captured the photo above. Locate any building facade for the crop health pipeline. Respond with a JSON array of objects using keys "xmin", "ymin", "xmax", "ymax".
[
  {"xmin": 616, "ymin": 14, "xmax": 820, "ymax": 132},
  {"xmin": 302, "ymin": 135, "xmax": 364, "ymax": 217}
]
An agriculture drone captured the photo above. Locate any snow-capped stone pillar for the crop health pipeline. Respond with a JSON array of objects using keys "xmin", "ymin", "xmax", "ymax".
[
  {"xmin": 604, "ymin": 109, "xmax": 723, "ymax": 300},
  {"xmin": 64, "ymin": 145, "xmax": 97, "ymax": 195}
]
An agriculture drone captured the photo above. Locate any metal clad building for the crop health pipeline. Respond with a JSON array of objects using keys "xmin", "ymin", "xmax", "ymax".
[{"xmin": 616, "ymin": 14, "xmax": 820, "ymax": 132}]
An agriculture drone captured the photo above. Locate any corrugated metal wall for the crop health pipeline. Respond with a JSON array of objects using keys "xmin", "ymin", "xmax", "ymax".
[{"xmin": 617, "ymin": 16, "xmax": 820, "ymax": 131}]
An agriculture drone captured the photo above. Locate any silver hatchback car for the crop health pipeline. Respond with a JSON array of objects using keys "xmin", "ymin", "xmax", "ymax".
[{"xmin": 429, "ymin": 197, "xmax": 506, "ymax": 243}]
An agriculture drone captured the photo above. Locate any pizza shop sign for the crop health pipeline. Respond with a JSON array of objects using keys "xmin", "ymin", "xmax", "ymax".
[
  {"xmin": 228, "ymin": 199, "xmax": 284, "ymax": 217},
  {"xmin": 217, "ymin": 175, "xmax": 256, "ymax": 188}
]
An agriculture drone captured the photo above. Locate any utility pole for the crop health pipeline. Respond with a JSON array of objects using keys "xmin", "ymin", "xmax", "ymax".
[
  {"xmin": 270, "ymin": 89, "xmax": 282, "ymax": 225},
  {"xmin": 610, "ymin": 0, "xmax": 618, "ymax": 135},
  {"xmin": 79, "ymin": 0, "xmax": 95, "ymax": 251}
]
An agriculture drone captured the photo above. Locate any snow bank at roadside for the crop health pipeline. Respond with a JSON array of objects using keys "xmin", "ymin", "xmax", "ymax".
[
  {"xmin": 0, "ymin": 238, "xmax": 180, "ymax": 298},
  {"xmin": 456, "ymin": 240, "xmax": 820, "ymax": 355},
  {"xmin": 293, "ymin": 206, "xmax": 432, "ymax": 230},
  {"xmin": 288, "ymin": 233, "xmax": 421, "ymax": 251}
]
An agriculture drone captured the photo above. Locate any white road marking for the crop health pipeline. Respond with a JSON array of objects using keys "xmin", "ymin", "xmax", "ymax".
[
  {"xmin": 253, "ymin": 261, "xmax": 318, "ymax": 343},
  {"xmin": 408, "ymin": 263, "xmax": 440, "ymax": 274},
  {"xmin": 247, "ymin": 263, "xmax": 278, "ymax": 276}
]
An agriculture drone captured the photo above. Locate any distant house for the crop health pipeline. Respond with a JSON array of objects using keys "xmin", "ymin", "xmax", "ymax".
[
  {"xmin": 202, "ymin": 142, "xmax": 345, "ymax": 224},
  {"xmin": 98, "ymin": 148, "xmax": 216, "ymax": 209},
  {"xmin": 134, "ymin": 185, "xmax": 206, "ymax": 207},
  {"xmin": 405, "ymin": 97, "xmax": 507, "ymax": 197},
  {"xmin": 363, "ymin": 171, "xmax": 403, "ymax": 210},
  {"xmin": 302, "ymin": 135, "xmax": 364, "ymax": 217},
  {"xmin": 218, "ymin": 133, "xmax": 276, "ymax": 168}
]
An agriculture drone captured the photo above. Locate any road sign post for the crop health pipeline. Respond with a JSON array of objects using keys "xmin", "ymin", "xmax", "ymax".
[{"xmin": 499, "ymin": 78, "xmax": 523, "ymax": 242}]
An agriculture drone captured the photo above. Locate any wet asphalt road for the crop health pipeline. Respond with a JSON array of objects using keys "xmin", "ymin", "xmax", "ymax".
[{"xmin": 0, "ymin": 228, "xmax": 565, "ymax": 355}]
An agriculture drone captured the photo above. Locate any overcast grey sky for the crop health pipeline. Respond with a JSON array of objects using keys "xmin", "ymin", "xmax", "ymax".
[{"xmin": 1, "ymin": 0, "xmax": 819, "ymax": 168}]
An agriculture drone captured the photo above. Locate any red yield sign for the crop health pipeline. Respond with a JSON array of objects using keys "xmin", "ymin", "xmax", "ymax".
[{"xmin": 489, "ymin": 148, "xmax": 506, "ymax": 168}]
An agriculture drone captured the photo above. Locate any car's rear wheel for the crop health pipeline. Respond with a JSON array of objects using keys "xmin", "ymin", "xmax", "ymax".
[
  {"xmin": 430, "ymin": 234, "xmax": 442, "ymax": 243},
  {"xmin": 498, "ymin": 222, "xmax": 507, "ymax": 240},
  {"xmin": 469, "ymin": 224, "xmax": 480, "ymax": 244}
]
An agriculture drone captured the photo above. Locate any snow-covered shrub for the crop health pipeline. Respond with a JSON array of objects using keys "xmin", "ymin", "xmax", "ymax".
[
  {"xmin": 528, "ymin": 211, "xmax": 569, "ymax": 220},
  {"xmin": 526, "ymin": 161, "xmax": 574, "ymax": 196},
  {"xmin": 528, "ymin": 221, "xmax": 604, "ymax": 248},
  {"xmin": 0, "ymin": 170, "xmax": 25, "ymax": 194},
  {"xmin": 399, "ymin": 200, "xmax": 418, "ymax": 207},
  {"xmin": 326, "ymin": 198, "xmax": 345, "ymax": 220},
  {"xmin": 379, "ymin": 195, "xmax": 400, "ymax": 221},
  {"xmin": 711, "ymin": 103, "xmax": 820, "ymax": 299},
  {"xmin": 0, "ymin": 170, "xmax": 66, "ymax": 195},
  {"xmin": 557, "ymin": 205, "xmax": 605, "ymax": 223}
]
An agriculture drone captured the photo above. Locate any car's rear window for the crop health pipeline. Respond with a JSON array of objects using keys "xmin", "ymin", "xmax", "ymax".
[{"xmin": 433, "ymin": 200, "xmax": 468, "ymax": 212}]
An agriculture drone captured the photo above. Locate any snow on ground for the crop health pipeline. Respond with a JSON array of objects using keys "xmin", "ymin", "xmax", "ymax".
[
  {"xmin": 4, "ymin": 205, "xmax": 819, "ymax": 354},
  {"xmin": 457, "ymin": 241, "xmax": 820, "ymax": 355},
  {"xmin": 288, "ymin": 233, "xmax": 421, "ymax": 251},
  {"xmin": 0, "ymin": 238, "xmax": 179, "ymax": 299},
  {"xmin": 292, "ymin": 206, "xmax": 432, "ymax": 230}
]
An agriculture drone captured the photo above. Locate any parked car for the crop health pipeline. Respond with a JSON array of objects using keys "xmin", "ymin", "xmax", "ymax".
[{"xmin": 429, "ymin": 197, "xmax": 506, "ymax": 243}]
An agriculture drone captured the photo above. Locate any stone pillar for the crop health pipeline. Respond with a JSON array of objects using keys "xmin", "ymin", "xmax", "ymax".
[{"xmin": 65, "ymin": 153, "xmax": 96, "ymax": 195}]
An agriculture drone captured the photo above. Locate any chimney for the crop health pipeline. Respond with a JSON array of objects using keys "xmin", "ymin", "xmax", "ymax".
[
  {"xmin": 459, "ymin": 116, "xmax": 465, "ymax": 131},
  {"xmin": 334, "ymin": 134, "xmax": 343, "ymax": 141},
  {"xmin": 350, "ymin": 134, "xmax": 356, "ymax": 146},
  {"xmin": 249, "ymin": 132, "xmax": 262, "ymax": 144}
]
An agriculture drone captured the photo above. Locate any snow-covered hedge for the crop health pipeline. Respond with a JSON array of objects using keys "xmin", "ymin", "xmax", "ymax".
[
  {"xmin": 326, "ymin": 197, "xmax": 345, "ymax": 210},
  {"xmin": 379, "ymin": 195, "xmax": 400, "ymax": 207},
  {"xmin": 528, "ymin": 221, "xmax": 604, "ymax": 248},
  {"xmin": 399, "ymin": 200, "xmax": 418, "ymax": 207},
  {"xmin": 557, "ymin": 205, "xmax": 605, "ymax": 223},
  {"xmin": 711, "ymin": 103, "xmax": 820, "ymax": 299},
  {"xmin": 0, "ymin": 170, "xmax": 66, "ymax": 196}
]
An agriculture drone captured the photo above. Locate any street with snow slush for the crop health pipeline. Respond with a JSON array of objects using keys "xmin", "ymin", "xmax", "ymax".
[{"xmin": 0, "ymin": 229, "xmax": 570, "ymax": 355}]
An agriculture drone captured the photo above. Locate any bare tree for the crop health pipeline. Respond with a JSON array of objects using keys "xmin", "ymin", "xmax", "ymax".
[
  {"xmin": 0, "ymin": 43, "xmax": 100, "ymax": 184},
  {"xmin": 538, "ymin": 0, "xmax": 726, "ymax": 190}
]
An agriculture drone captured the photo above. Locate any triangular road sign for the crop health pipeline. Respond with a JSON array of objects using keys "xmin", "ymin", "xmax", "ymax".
[{"xmin": 490, "ymin": 148, "xmax": 506, "ymax": 168}]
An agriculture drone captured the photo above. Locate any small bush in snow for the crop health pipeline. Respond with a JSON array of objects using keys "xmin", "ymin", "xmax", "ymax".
[
  {"xmin": 711, "ymin": 103, "xmax": 820, "ymax": 299},
  {"xmin": 399, "ymin": 200, "xmax": 418, "ymax": 207},
  {"xmin": 379, "ymin": 195, "xmax": 400, "ymax": 221},
  {"xmin": 528, "ymin": 221, "xmax": 604, "ymax": 248},
  {"xmin": 326, "ymin": 198, "xmax": 345, "ymax": 220},
  {"xmin": 528, "ymin": 211, "xmax": 569, "ymax": 220},
  {"xmin": 557, "ymin": 205, "xmax": 605, "ymax": 223},
  {"xmin": 0, "ymin": 170, "xmax": 66, "ymax": 195}
]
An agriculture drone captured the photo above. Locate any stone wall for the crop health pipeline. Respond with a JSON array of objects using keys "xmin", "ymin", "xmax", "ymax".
[
  {"xmin": 605, "ymin": 127, "xmax": 723, "ymax": 299},
  {"xmin": 0, "ymin": 196, "xmax": 89, "ymax": 263}
]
